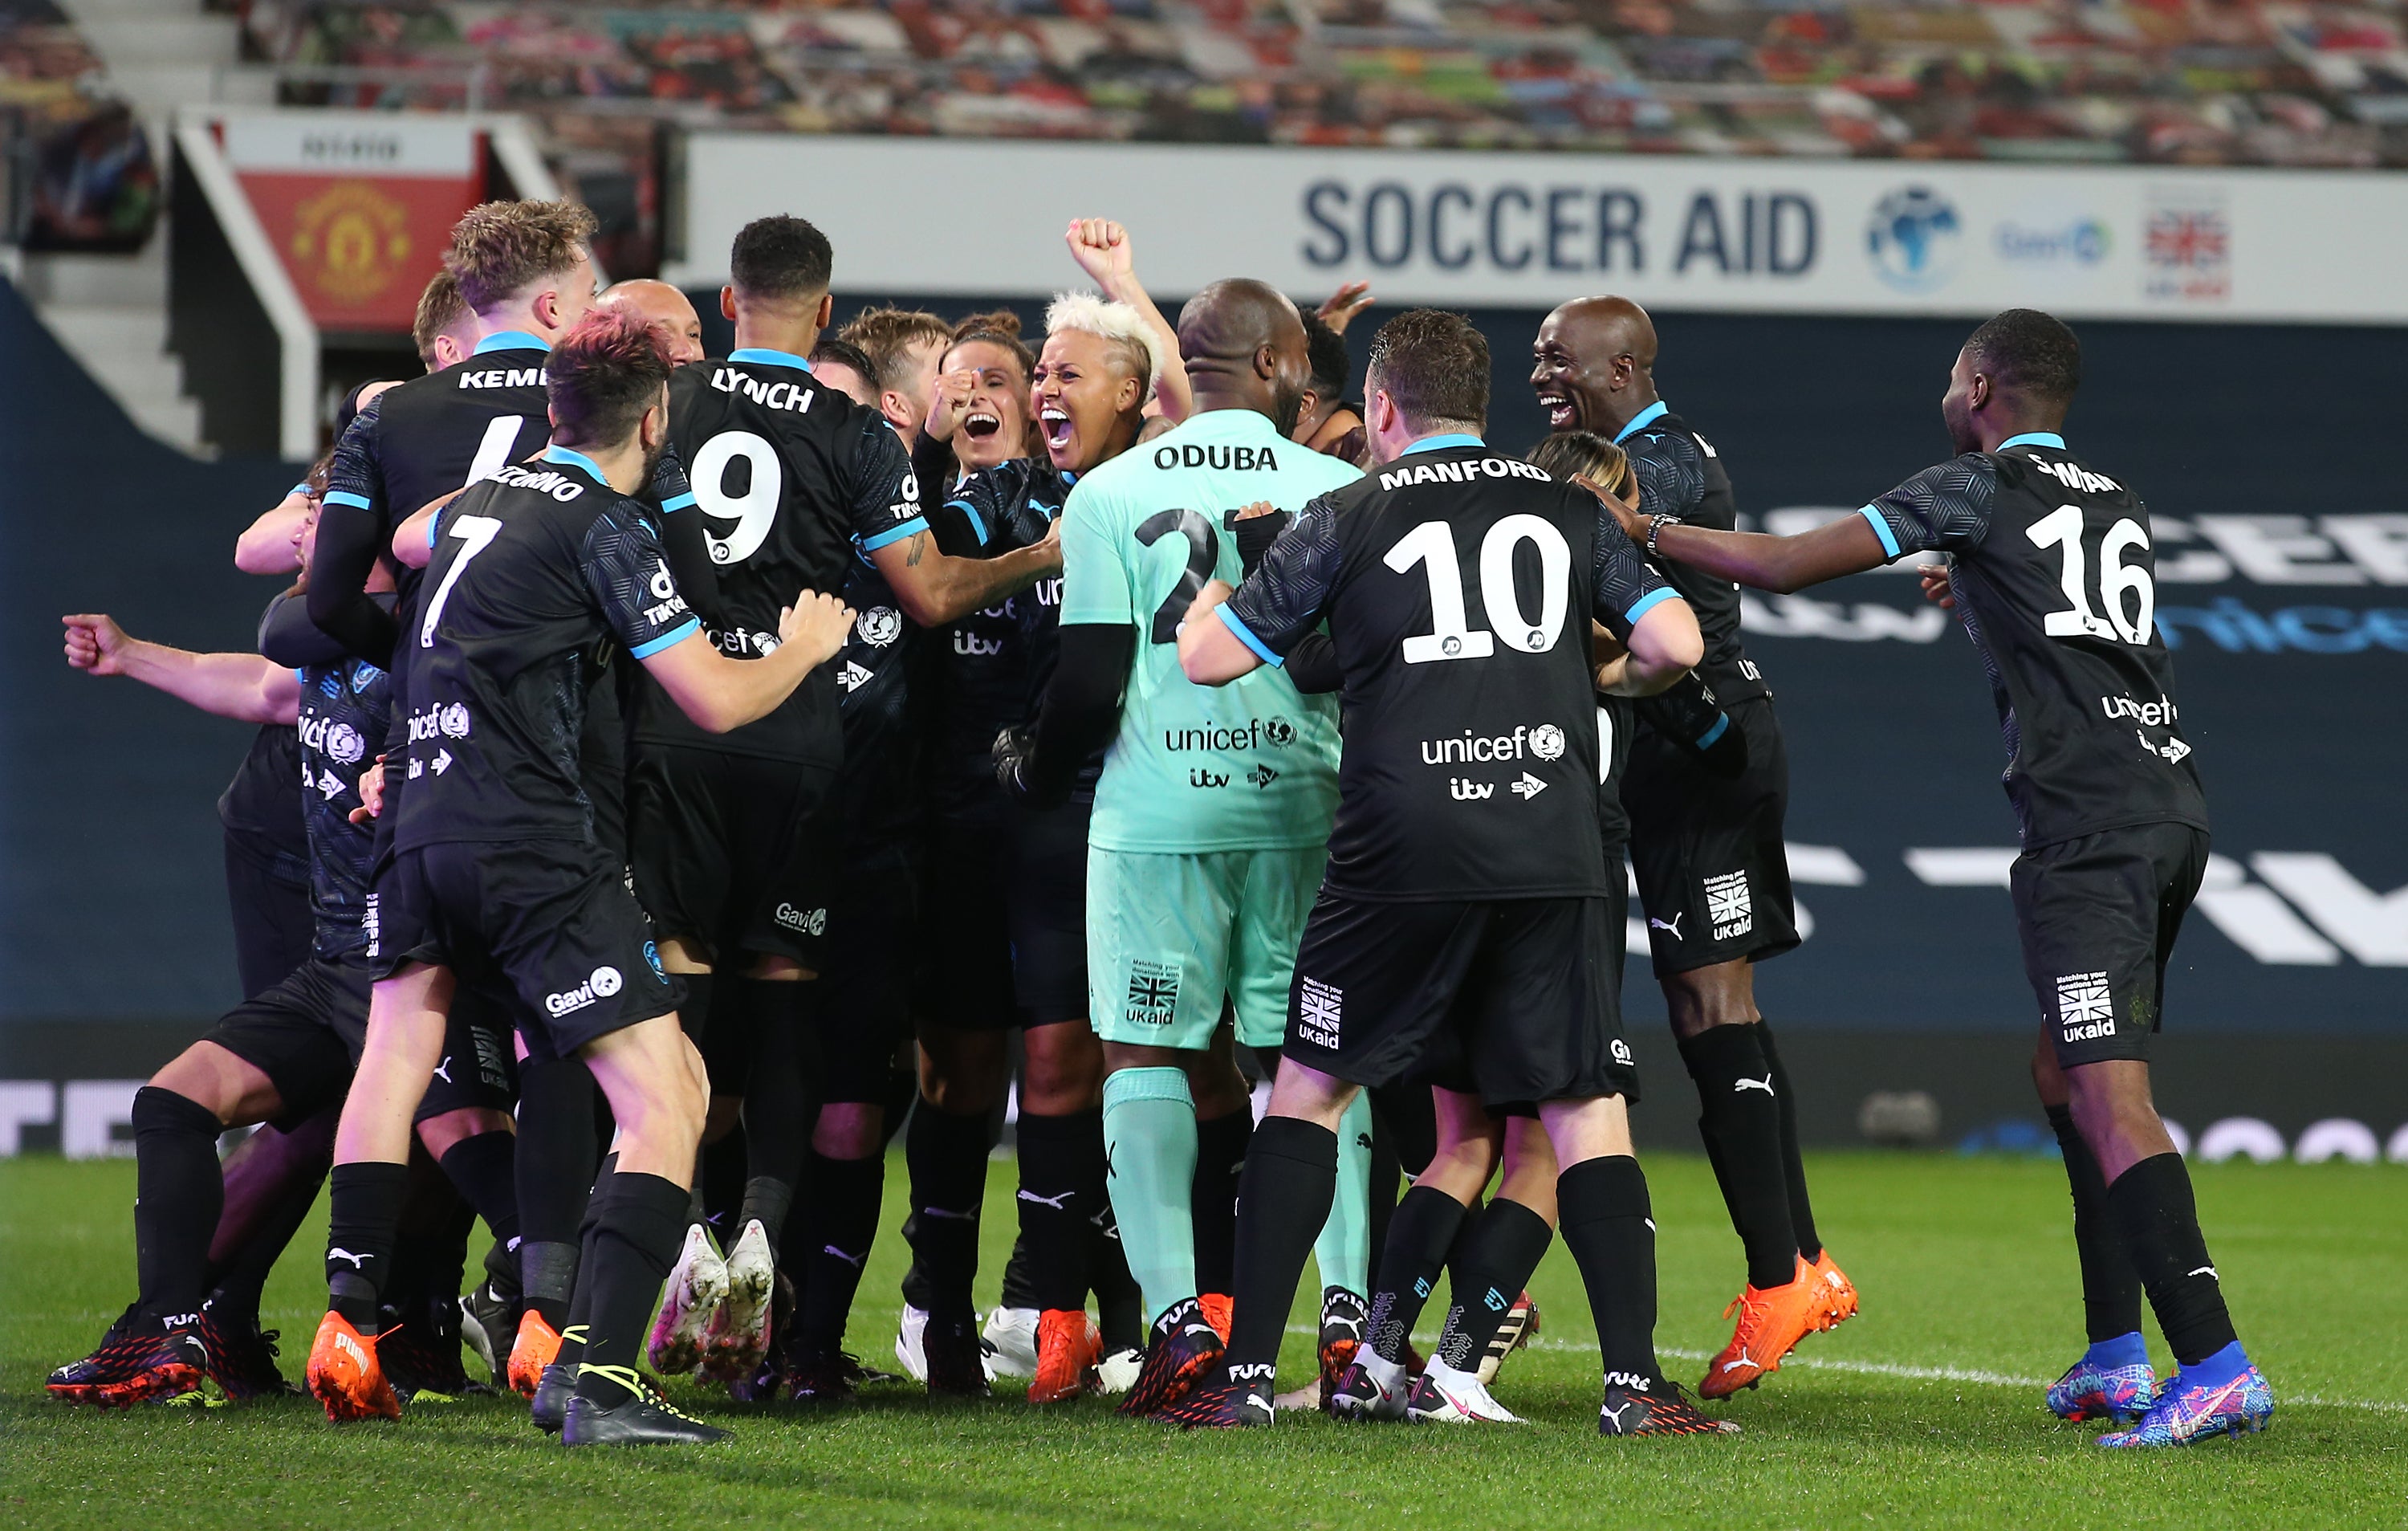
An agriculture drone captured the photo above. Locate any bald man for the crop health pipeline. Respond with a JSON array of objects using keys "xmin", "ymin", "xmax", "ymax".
[
  {"xmin": 1003, "ymin": 279, "xmax": 1361, "ymax": 1415},
  {"xmin": 600, "ymin": 279, "xmax": 706, "ymax": 364},
  {"xmin": 1532, "ymin": 297, "xmax": 1854, "ymax": 1399}
]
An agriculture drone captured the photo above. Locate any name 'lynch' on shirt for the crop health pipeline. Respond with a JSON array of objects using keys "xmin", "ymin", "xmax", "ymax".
[{"xmin": 708, "ymin": 368, "xmax": 816, "ymax": 413}]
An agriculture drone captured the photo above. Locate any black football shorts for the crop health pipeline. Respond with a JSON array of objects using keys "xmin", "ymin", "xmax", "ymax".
[
  {"xmin": 811, "ymin": 841, "xmax": 918, "ymax": 1103},
  {"xmin": 2013, "ymin": 821, "xmax": 2209, "ymax": 1069},
  {"xmin": 376, "ymin": 839, "xmax": 682, "ymax": 1060},
  {"xmin": 415, "ymin": 980, "xmax": 519, "ymax": 1122},
  {"xmin": 206, "ymin": 955, "xmax": 372, "ymax": 1130},
  {"xmin": 1623, "ymin": 696, "xmax": 1800, "ymax": 975},
  {"xmin": 912, "ymin": 812, "xmax": 1018, "ymax": 1032},
  {"xmin": 628, "ymin": 745, "xmax": 836, "ymax": 968},
  {"xmin": 1004, "ymin": 798, "xmax": 1090, "ymax": 1029},
  {"xmin": 1283, "ymin": 890, "xmax": 1641, "ymax": 1110}
]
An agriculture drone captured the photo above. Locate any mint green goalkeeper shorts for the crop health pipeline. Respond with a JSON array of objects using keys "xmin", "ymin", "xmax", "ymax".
[{"xmin": 1087, "ymin": 844, "xmax": 1327, "ymax": 1052}]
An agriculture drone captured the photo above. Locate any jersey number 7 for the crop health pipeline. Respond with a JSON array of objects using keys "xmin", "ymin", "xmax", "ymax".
[{"xmin": 421, "ymin": 515, "xmax": 504, "ymax": 648}]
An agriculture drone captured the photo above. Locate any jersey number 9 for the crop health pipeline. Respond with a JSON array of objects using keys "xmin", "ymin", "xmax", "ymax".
[
  {"xmin": 1386, "ymin": 516, "xmax": 1572, "ymax": 665},
  {"xmin": 693, "ymin": 430, "xmax": 783, "ymax": 565}
]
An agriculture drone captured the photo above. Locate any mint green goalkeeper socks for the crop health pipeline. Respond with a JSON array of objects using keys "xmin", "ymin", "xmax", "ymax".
[
  {"xmin": 1101, "ymin": 1067, "xmax": 1200, "ymax": 1326},
  {"xmin": 1313, "ymin": 1090, "xmax": 1374, "ymax": 1297}
]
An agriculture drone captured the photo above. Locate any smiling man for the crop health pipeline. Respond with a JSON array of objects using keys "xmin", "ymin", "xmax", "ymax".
[{"xmin": 1532, "ymin": 296, "xmax": 1854, "ymax": 1400}]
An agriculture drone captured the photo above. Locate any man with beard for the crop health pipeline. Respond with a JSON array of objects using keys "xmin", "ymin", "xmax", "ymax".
[
  {"xmin": 1531, "ymin": 296, "xmax": 1855, "ymax": 1399},
  {"xmin": 307, "ymin": 308, "xmax": 856, "ymax": 1444},
  {"xmin": 995, "ymin": 279, "xmax": 1360, "ymax": 1416},
  {"xmin": 632, "ymin": 217, "xmax": 1060, "ymax": 1395}
]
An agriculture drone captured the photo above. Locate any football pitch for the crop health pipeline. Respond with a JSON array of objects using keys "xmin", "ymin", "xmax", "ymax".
[{"xmin": 2, "ymin": 1151, "xmax": 2401, "ymax": 1530}]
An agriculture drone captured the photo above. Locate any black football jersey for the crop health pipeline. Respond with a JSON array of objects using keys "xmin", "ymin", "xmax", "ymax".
[
  {"xmin": 1222, "ymin": 438, "xmax": 1678, "ymax": 901},
  {"xmin": 1617, "ymin": 402, "xmax": 1767, "ymax": 706},
  {"xmin": 326, "ymin": 332, "xmax": 558, "ymax": 539},
  {"xmin": 641, "ymin": 349, "xmax": 925, "ymax": 768},
  {"xmin": 926, "ymin": 458, "xmax": 1095, "ymax": 816},
  {"xmin": 1596, "ymin": 695, "xmax": 1634, "ymax": 857},
  {"xmin": 1861, "ymin": 433, "xmax": 2207, "ymax": 848},
  {"xmin": 826, "ymin": 550, "xmax": 932, "ymax": 850},
  {"xmin": 295, "ymin": 650, "xmax": 391, "ymax": 958},
  {"xmin": 393, "ymin": 446, "xmax": 702, "ymax": 851}
]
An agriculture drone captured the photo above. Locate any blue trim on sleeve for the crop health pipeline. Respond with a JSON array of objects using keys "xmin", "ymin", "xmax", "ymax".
[
  {"xmin": 1856, "ymin": 504, "xmax": 1902, "ymax": 560},
  {"xmin": 473, "ymin": 330, "xmax": 551, "ymax": 355},
  {"xmin": 728, "ymin": 347, "xmax": 813, "ymax": 373},
  {"xmin": 1694, "ymin": 713, "xmax": 1730, "ymax": 751},
  {"xmin": 1215, "ymin": 604, "xmax": 1283, "ymax": 667},
  {"xmin": 1623, "ymin": 586, "xmax": 1681, "ymax": 625},
  {"xmin": 859, "ymin": 516, "xmax": 928, "ymax": 554},
  {"xmin": 946, "ymin": 499, "xmax": 990, "ymax": 546},
  {"xmin": 1999, "ymin": 431, "xmax": 2066, "ymax": 452},
  {"xmin": 295, "ymin": 667, "xmax": 309, "ymax": 683},
  {"xmin": 659, "ymin": 491, "xmax": 696, "ymax": 513},
  {"xmin": 628, "ymin": 618, "xmax": 700, "ymax": 660},
  {"xmin": 1612, "ymin": 400, "xmax": 1669, "ymax": 445},
  {"xmin": 428, "ymin": 507, "xmax": 442, "ymax": 547},
  {"xmin": 1401, "ymin": 432, "xmax": 1485, "ymax": 456},
  {"xmin": 290, "ymin": 481, "xmax": 312, "ymax": 498},
  {"xmin": 323, "ymin": 490, "xmax": 372, "ymax": 511},
  {"xmin": 540, "ymin": 444, "xmax": 608, "ymax": 482}
]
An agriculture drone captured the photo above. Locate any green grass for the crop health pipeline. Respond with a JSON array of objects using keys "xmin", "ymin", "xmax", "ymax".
[{"xmin": 2, "ymin": 1152, "xmax": 2402, "ymax": 1529}]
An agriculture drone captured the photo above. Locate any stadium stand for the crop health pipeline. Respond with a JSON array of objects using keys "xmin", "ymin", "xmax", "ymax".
[{"xmin": 1, "ymin": 0, "xmax": 158, "ymax": 252}]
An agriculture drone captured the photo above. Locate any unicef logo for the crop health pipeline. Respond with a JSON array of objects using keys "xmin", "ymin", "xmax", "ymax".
[
  {"xmin": 589, "ymin": 965, "xmax": 624, "ymax": 997},
  {"xmin": 1264, "ymin": 718, "xmax": 1296, "ymax": 747},
  {"xmin": 324, "ymin": 723, "xmax": 366, "ymax": 765},
  {"xmin": 1867, "ymin": 186, "xmax": 1963, "ymax": 293},
  {"xmin": 857, "ymin": 606, "xmax": 901, "ymax": 646},
  {"xmin": 438, "ymin": 702, "xmax": 472, "ymax": 739},
  {"xmin": 1528, "ymin": 723, "xmax": 1566, "ymax": 762}
]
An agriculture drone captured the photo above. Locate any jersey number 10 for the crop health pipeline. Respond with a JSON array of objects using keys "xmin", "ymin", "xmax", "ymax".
[
  {"xmin": 2025, "ymin": 505, "xmax": 2154, "ymax": 645},
  {"xmin": 1386, "ymin": 516, "xmax": 1571, "ymax": 664}
]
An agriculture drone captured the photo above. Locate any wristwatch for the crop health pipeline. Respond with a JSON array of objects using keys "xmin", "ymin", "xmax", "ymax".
[{"xmin": 1645, "ymin": 513, "xmax": 1682, "ymax": 557}]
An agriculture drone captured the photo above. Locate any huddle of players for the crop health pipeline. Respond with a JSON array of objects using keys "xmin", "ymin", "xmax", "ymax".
[{"xmin": 47, "ymin": 190, "xmax": 2272, "ymax": 1450}]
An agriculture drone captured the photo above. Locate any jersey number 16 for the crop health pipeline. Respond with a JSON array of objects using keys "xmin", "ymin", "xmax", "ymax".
[{"xmin": 2026, "ymin": 505, "xmax": 2154, "ymax": 645}]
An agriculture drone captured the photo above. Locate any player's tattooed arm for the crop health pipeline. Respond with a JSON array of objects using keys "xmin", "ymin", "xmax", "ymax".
[
  {"xmin": 62, "ymin": 613, "xmax": 300, "ymax": 725},
  {"xmin": 872, "ymin": 519, "xmax": 1062, "ymax": 627}
]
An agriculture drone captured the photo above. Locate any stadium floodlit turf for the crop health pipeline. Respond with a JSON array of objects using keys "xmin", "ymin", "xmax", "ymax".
[{"xmin": 2, "ymin": 1151, "xmax": 2401, "ymax": 1529}]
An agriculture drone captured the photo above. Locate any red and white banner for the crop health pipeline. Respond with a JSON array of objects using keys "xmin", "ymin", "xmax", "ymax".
[{"xmin": 219, "ymin": 116, "xmax": 484, "ymax": 335}]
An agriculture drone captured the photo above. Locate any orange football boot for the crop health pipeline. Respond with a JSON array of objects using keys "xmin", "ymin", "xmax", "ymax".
[
  {"xmin": 1197, "ymin": 1293, "xmax": 1234, "ymax": 1345},
  {"xmin": 1027, "ymin": 1309, "xmax": 1103, "ymax": 1403},
  {"xmin": 506, "ymin": 1309, "xmax": 563, "ymax": 1398},
  {"xmin": 1808, "ymin": 1250, "xmax": 1859, "ymax": 1332},
  {"xmin": 306, "ymin": 1311, "xmax": 401, "ymax": 1422},
  {"xmin": 1698, "ymin": 1257, "xmax": 1825, "ymax": 1399}
]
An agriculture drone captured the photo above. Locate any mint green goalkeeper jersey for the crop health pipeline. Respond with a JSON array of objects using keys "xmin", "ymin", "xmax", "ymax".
[{"xmin": 1060, "ymin": 408, "xmax": 1361, "ymax": 853}]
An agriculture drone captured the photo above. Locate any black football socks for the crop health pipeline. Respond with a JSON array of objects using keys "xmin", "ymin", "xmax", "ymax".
[
  {"xmin": 130, "ymin": 1086, "xmax": 226, "ymax": 1325},
  {"xmin": 1678, "ymin": 1023, "xmax": 1799, "ymax": 1290},
  {"xmin": 1558, "ymin": 1154, "xmax": 1665, "ymax": 1391},
  {"xmin": 2047, "ymin": 1105, "xmax": 2144, "ymax": 1342},
  {"xmin": 551, "ymin": 1151, "xmax": 618, "ymax": 1374},
  {"xmin": 324, "ymin": 1159, "xmax": 408, "ymax": 1330},
  {"xmin": 1222, "ymin": 1116, "xmax": 1338, "ymax": 1382},
  {"xmin": 2106, "ymin": 1152, "xmax": 2238, "ymax": 1366},
  {"xmin": 437, "ymin": 1129, "xmax": 522, "ymax": 1256},
  {"xmin": 1016, "ymin": 1106, "xmax": 1107, "ymax": 1313},
  {"xmin": 514, "ymin": 1056, "xmax": 600, "ymax": 1331},
  {"xmin": 1190, "ymin": 1105, "xmax": 1254, "ymax": 1297},
  {"xmin": 1365, "ymin": 1185, "xmax": 1469, "ymax": 1366},
  {"xmin": 1431, "ymin": 1197, "xmax": 1552, "ymax": 1372},
  {"xmin": 736, "ymin": 975, "xmax": 816, "ymax": 1248},
  {"xmin": 792, "ymin": 1146, "xmax": 883, "ymax": 1354},
  {"xmin": 206, "ymin": 1112, "xmax": 336, "ymax": 1331},
  {"xmin": 572, "ymin": 1171, "xmax": 692, "ymax": 1407},
  {"xmin": 905, "ymin": 1102, "xmax": 990, "ymax": 1324},
  {"xmin": 1755, "ymin": 1020, "xmax": 1823, "ymax": 1263}
]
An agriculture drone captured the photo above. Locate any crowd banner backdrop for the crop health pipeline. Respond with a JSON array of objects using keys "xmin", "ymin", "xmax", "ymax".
[
  {"xmin": 216, "ymin": 115, "xmax": 486, "ymax": 336},
  {"xmin": 672, "ymin": 133, "xmax": 2408, "ymax": 326}
]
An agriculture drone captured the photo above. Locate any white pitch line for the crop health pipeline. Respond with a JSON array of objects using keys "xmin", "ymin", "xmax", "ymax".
[{"xmin": 1284, "ymin": 1325, "xmax": 2406, "ymax": 1412}]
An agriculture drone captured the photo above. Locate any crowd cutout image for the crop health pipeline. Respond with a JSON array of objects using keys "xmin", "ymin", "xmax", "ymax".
[{"xmin": 49, "ymin": 196, "xmax": 2272, "ymax": 1449}]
